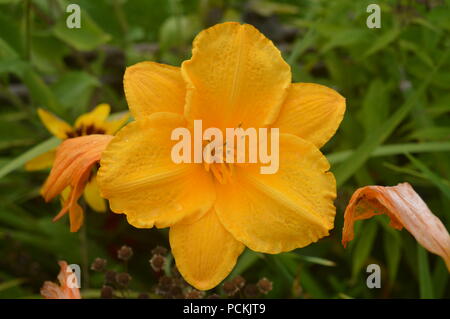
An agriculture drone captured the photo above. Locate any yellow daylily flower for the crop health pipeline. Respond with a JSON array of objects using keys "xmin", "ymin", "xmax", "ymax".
[
  {"xmin": 27, "ymin": 104, "xmax": 128, "ymax": 227},
  {"xmin": 97, "ymin": 22, "xmax": 346, "ymax": 290}
]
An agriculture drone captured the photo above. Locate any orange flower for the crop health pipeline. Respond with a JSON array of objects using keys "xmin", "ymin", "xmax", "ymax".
[
  {"xmin": 97, "ymin": 22, "xmax": 345, "ymax": 289},
  {"xmin": 42, "ymin": 134, "xmax": 113, "ymax": 232},
  {"xmin": 40, "ymin": 261, "xmax": 81, "ymax": 299},
  {"xmin": 27, "ymin": 104, "xmax": 128, "ymax": 212},
  {"xmin": 342, "ymin": 182, "xmax": 450, "ymax": 271}
]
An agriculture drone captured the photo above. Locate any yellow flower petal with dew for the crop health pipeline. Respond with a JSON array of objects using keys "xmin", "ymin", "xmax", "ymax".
[
  {"xmin": 74, "ymin": 103, "xmax": 111, "ymax": 130},
  {"xmin": 215, "ymin": 134, "xmax": 336, "ymax": 253},
  {"xmin": 170, "ymin": 208, "xmax": 244, "ymax": 290},
  {"xmin": 182, "ymin": 22, "xmax": 291, "ymax": 130},
  {"xmin": 97, "ymin": 112, "xmax": 216, "ymax": 229},
  {"xmin": 273, "ymin": 83, "xmax": 346, "ymax": 148},
  {"xmin": 25, "ymin": 149, "xmax": 56, "ymax": 171},
  {"xmin": 83, "ymin": 175, "xmax": 106, "ymax": 212},
  {"xmin": 37, "ymin": 108, "xmax": 72, "ymax": 139},
  {"xmin": 124, "ymin": 62, "xmax": 186, "ymax": 119}
]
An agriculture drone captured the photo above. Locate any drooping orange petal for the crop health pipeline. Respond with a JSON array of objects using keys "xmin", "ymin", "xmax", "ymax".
[
  {"xmin": 97, "ymin": 112, "xmax": 216, "ymax": 229},
  {"xmin": 41, "ymin": 260, "xmax": 81, "ymax": 299},
  {"xmin": 170, "ymin": 209, "xmax": 244, "ymax": 290},
  {"xmin": 215, "ymin": 134, "xmax": 336, "ymax": 253},
  {"xmin": 182, "ymin": 22, "xmax": 291, "ymax": 130},
  {"xmin": 41, "ymin": 134, "xmax": 113, "ymax": 232},
  {"xmin": 342, "ymin": 183, "xmax": 450, "ymax": 271},
  {"xmin": 272, "ymin": 83, "xmax": 346, "ymax": 148},
  {"xmin": 124, "ymin": 62, "xmax": 186, "ymax": 119}
]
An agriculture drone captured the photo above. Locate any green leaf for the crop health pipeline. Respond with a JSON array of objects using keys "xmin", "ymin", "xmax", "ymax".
[
  {"xmin": 51, "ymin": 71, "xmax": 100, "ymax": 112},
  {"xmin": 417, "ymin": 245, "xmax": 434, "ymax": 299},
  {"xmin": 410, "ymin": 127, "xmax": 450, "ymax": 140},
  {"xmin": 229, "ymin": 249, "xmax": 263, "ymax": 278},
  {"xmin": 333, "ymin": 48, "xmax": 450, "ymax": 186},
  {"xmin": 0, "ymin": 279, "xmax": 26, "ymax": 292},
  {"xmin": 53, "ymin": 9, "xmax": 111, "ymax": 51},
  {"xmin": 363, "ymin": 27, "xmax": 401, "ymax": 58},
  {"xmin": 0, "ymin": 137, "xmax": 60, "ymax": 180},
  {"xmin": 406, "ymin": 154, "xmax": 450, "ymax": 201},
  {"xmin": 351, "ymin": 221, "xmax": 378, "ymax": 281}
]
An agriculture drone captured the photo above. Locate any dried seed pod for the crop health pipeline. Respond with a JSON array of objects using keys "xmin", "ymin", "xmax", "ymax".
[
  {"xmin": 244, "ymin": 284, "xmax": 260, "ymax": 298},
  {"xmin": 117, "ymin": 245, "xmax": 133, "ymax": 261},
  {"xmin": 232, "ymin": 275, "xmax": 246, "ymax": 289},
  {"xmin": 115, "ymin": 272, "xmax": 132, "ymax": 287},
  {"xmin": 151, "ymin": 246, "xmax": 168, "ymax": 256},
  {"xmin": 90, "ymin": 258, "xmax": 107, "ymax": 272},
  {"xmin": 104, "ymin": 270, "xmax": 117, "ymax": 285},
  {"xmin": 223, "ymin": 281, "xmax": 238, "ymax": 296},
  {"xmin": 257, "ymin": 277, "xmax": 273, "ymax": 294},
  {"xmin": 149, "ymin": 254, "xmax": 165, "ymax": 272}
]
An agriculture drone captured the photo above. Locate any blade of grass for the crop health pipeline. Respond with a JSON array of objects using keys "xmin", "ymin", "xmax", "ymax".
[
  {"xmin": 351, "ymin": 220, "xmax": 378, "ymax": 281},
  {"xmin": 0, "ymin": 278, "xmax": 26, "ymax": 292},
  {"xmin": 417, "ymin": 244, "xmax": 434, "ymax": 298},
  {"xmin": 406, "ymin": 153, "xmax": 450, "ymax": 201},
  {"xmin": 333, "ymin": 49, "xmax": 450, "ymax": 186},
  {"xmin": 0, "ymin": 136, "xmax": 60, "ymax": 179},
  {"xmin": 328, "ymin": 142, "xmax": 450, "ymax": 165}
]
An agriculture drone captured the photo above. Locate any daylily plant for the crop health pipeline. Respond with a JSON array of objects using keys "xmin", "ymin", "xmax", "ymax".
[
  {"xmin": 96, "ymin": 22, "xmax": 346, "ymax": 290},
  {"xmin": 29, "ymin": 104, "xmax": 128, "ymax": 230}
]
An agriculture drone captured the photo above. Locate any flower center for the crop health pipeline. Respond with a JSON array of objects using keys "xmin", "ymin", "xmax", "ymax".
[
  {"xmin": 202, "ymin": 140, "xmax": 238, "ymax": 184},
  {"xmin": 66, "ymin": 124, "xmax": 106, "ymax": 138}
]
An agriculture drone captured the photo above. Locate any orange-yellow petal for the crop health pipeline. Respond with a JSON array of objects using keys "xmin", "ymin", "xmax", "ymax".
[
  {"xmin": 170, "ymin": 209, "xmax": 244, "ymax": 290},
  {"xmin": 182, "ymin": 22, "xmax": 291, "ymax": 130},
  {"xmin": 97, "ymin": 112, "xmax": 216, "ymax": 229},
  {"xmin": 342, "ymin": 183, "xmax": 450, "ymax": 271},
  {"xmin": 25, "ymin": 149, "xmax": 56, "ymax": 171},
  {"xmin": 41, "ymin": 134, "xmax": 113, "ymax": 232},
  {"xmin": 124, "ymin": 62, "xmax": 186, "ymax": 119},
  {"xmin": 215, "ymin": 134, "xmax": 336, "ymax": 253},
  {"xmin": 74, "ymin": 103, "xmax": 111, "ymax": 129},
  {"xmin": 37, "ymin": 108, "xmax": 72, "ymax": 139},
  {"xmin": 83, "ymin": 175, "xmax": 106, "ymax": 212},
  {"xmin": 272, "ymin": 83, "xmax": 346, "ymax": 149}
]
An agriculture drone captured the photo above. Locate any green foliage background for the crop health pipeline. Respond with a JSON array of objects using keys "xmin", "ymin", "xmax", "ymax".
[{"xmin": 0, "ymin": 0, "xmax": 449, "ymax": 298}]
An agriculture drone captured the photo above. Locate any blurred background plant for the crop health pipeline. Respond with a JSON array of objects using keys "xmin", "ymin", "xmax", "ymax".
[{"xmin": 0, "ymin": 0, "xmax": 449, "ymax": 298}]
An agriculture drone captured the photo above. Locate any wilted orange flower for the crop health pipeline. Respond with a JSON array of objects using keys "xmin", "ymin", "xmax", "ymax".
[
  {"xmin": 342, "ymin": 182, "xmax": 450, "ymax": 271},
  {"xmin": 40, "ymin": 261, "xmax": 81, "ymax": 299},
  {"xmin": 97, "ymin": 22, "xmax": 345, "ymax": 290},
  {"xmin": 42, "ymin": 134, "xmax": 113, "ymax": 232},
  {"xmin": 27, "ymin": 104, "xmax": 128, "ymax": 212}
]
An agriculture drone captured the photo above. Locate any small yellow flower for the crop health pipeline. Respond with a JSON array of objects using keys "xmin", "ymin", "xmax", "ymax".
[
  {"xmin": 27, "ymin": 104, "xmax": 128, "ymax": 214},
  {"xmin": 97, "ymin": 22, "xmax": 346, "ymax": 290}
]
